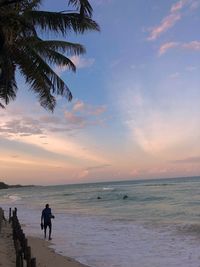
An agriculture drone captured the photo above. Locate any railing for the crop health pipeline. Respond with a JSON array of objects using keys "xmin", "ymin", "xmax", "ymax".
[{"xmin": 11, "ymin": 208, "xmax": 36, "ymax": 267}]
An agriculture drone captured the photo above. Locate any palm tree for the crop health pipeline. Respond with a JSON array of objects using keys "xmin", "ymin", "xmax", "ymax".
[{"xmin": 0, "ymin": 0, "xmax": 99, "ymax": 111}]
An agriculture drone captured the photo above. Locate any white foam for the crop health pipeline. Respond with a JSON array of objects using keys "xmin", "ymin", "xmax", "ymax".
[
  {"xmin": 8, "ymin": 195, "xmax": 22, "ymax": 201},
  {"xmin": 16, "ymin": 209, "xmax": 200, "ymax": 267},
  {"xmin": 102, "ymin": 187, "xmax": 114, "ymax": 191}
]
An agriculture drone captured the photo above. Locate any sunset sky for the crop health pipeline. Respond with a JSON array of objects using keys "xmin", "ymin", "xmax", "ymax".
[{"xmin": 1, "ymin": 0, "xmax": 200, "ymax": 185}]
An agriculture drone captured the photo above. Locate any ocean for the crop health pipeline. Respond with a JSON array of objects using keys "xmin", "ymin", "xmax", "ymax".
[{"xmin": 1, "ymin": 176, "xmax": 200, "ymax": 267}]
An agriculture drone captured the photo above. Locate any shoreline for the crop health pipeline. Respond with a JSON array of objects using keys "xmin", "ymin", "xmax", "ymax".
[
  {"xmin": 27, "ymin": 236, "xmax": 90, "ymax": 267},
  {"xmin": 0, "ymin": 207, "xmax": 90, "ymax": 267}
]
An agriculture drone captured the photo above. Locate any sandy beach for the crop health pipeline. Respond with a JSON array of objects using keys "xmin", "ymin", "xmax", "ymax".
[
  {"xmin": 28, "ymin": 236, "xmax": 89, "ymax": 267},
  {"xmin": 0, "ymin": 210, "xmax": 88, "ymax": 267},
  {"xmin": 0, "ymin": 221, "xmax": 15, "ymax": 267}
]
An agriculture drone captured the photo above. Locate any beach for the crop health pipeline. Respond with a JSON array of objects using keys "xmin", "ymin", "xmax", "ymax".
[
  {"xmin": 0, "ymin": 220, "xmax": 15, "ymax": 267},
  {"xmin": 0, "ymin": 217, "xmax": 89, "ymax": 267},
  {"xmin": 1, "ymin": 177, "xmax": 200, "ymax": 267},
  {"xmin": 27, "ymin": 237, "xmax": 89, "ymax": 267}
]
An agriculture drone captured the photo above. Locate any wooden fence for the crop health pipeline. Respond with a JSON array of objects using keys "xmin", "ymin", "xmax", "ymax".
[
  {"xmin": 11, "ymin": 208, "xmax": 36, "ymax": 267},
  {"xmin": 0, "ymin": 207, "xmax": 4, "ymax": 233}
]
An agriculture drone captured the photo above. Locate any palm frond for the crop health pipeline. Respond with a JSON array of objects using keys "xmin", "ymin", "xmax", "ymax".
[
  {"xmin": 37, "ymin": 49, "xmax": 76, "ymax": 72},
  {"xmin": 18, "ymin": 37, "xmax": 86, "ymax": 55},
  {"xmin": 0, "ymin": 50, "xmax": 17, "ymax": 106},
  {"xmin": 13, "ymin": 45, "xmax": 72, "ymax": 111},
  {"xmin": 68, "ymin": 0, "xmax": 93, "ymax": 17},
  {"xmin": 25, "ymin": 11, "xmax": 100, "ymax": 35}
]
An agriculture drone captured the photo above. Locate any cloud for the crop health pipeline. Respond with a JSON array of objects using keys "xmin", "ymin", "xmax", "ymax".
[
  {"xmin": 70, "ymin": 56, "xmax": 95, "ymax": 69},
  {"xmin": 147, "ymin": 0, "xmax": 191, "ymax": 41},
  {"xmin": 148, "ymin": 13, "xmax": 181, "ymax": 41},
  {"xmin": 169, "ymin": 72, "xmax": 180, "ymax": 79},
  {"xmin": 72, "ymin": 100, "xmax": 85, "ymax": 112},
  {"xmin": 186, "ymin": 65, "xmax": 198, "ymax": 71},
  {"xmin": 158, "ymin": 42, "xmax": 179, "ymax": 55},
  {"xmin": 171, "ymin": 156, "xmax": 200, "ymax": 163},
  {"xmin": 190, "ymin": 0, "xmax": 200, "ymax": 10},
  {"xmin": 72, "ymin": 100, "xmax": 106, "ymax": 116},
  {"xmin": 39, "ymin": 116, "xmax": 62, "ymax": 124},
  {"xmin": 115, "ymin": 84, "xmax": 200, "ymax": 156},
  {"xmin": 64, "ymin": 111, "xmax": 86, "ymax": 127},
  {"xmin": 182, "ymin": 41, "xmax": 200, "ymax": 50},
  {"xmin": 86, "ymin": 164, "xmax": 111, "ymax": 171},
  {"xmin": 171, "ymin": 0, "xmax": 188, "ymax": 12},
  {"xmin": 0, "ymin": 119, "xmax": 43, "ymax": 136},
  {"xmin": 158, "ymin": 40, "xmax": 200, "ymax": 55}
]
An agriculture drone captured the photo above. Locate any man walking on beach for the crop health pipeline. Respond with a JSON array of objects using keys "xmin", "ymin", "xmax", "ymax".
[{"xmin": 41, "ymin": 204, "xmax": 55, "ymax": 240}]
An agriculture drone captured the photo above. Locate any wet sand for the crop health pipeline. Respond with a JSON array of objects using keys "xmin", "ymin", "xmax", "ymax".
[{"xmin": 28, "ymin": 236, "xmax": 90, "ymax": 267}]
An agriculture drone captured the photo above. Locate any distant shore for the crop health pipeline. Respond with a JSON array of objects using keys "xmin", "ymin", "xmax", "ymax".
[{"xmin": 0, "ymin": 181, "xmax": 35, "ymax": 190}]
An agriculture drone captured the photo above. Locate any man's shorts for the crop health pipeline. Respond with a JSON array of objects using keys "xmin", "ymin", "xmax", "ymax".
[{"xmin": 44, "ymin": 221, "xmax": 52, "ymax": 228}]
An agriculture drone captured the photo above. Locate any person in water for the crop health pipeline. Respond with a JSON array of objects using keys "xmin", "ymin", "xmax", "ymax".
[{"xmin": 41, "ymin": 204, "xmax": 55, "ymax": 240}]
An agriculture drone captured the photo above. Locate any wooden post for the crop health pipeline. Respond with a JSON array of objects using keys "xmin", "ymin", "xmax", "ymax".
[
  {"xmin": 30, "ymin": 258, "xmax": 36, "ymax": 267},
  {"xmin": 26, "ymin": 246, "xmax": 31, "ymax": 267},
  {"xmin": 0, "ymin": 208, "xmax": 2, "ymax": 233},
  {"xmin": 23, "ymin": 238, "xmax": 28, "ymax": 259},
  {"xmin": 9, "ymin": 207, "xmax": 11, "ymax": 223}
]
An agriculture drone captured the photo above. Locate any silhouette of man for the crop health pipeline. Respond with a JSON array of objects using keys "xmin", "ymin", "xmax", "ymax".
[{"xmin": 41, "ymin": 204, "xmax": 55, "ymax": 240}]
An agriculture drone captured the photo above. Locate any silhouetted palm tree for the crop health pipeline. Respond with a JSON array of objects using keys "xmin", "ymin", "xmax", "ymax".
[{"xmin": 0, "ymin": 0, "xmax": 99, "ymax": 111}]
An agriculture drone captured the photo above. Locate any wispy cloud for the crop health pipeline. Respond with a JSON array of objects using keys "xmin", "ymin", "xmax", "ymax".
[
  {"xmin": 72, "ymin": 100, "xmax": 106, "ymax": 116},
  {"xmin": 70, "ymin": 56, "xmax": 95, "ymax": 69},
  {"xmin": 169, "ymin": 72, "xmax": 180, "ymax": 79},
  {"xmin": 158, "ymin": 42, "xmax": 179, "ymax": 55},
  {"xmin": 190, "ymin": 0, "xmax": 200, "ymax": 10},
  {"xmin": 171, "ymin": 156, "xmax": 200, "ymax": 163},
  {"xmin": 171, "ymin": 0, "xmax": 188, "ymax": 12},
  {"xmin": 64, "ymin": 111, "xmax": 86, "ymax": 127},
  {"xmin": 148, "ymin": 13, "xmax": 181, "ymax": 41},
  {"xmin": 147, "ymin": 0, "xmax": 190, "ymax": 41},
  {"xmin": 159, "ymin": 40, "xmax": 200, "ymax": 55},
  {"xmin": 182, "ymin": 40, "xmax": 200, "ymax": 50},
  {"xmin": 86, "ymin": 164, "xmax": 111, "ymax": 171}
]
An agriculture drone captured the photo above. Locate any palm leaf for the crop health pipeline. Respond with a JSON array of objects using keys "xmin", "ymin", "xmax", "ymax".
[
  {"xmin": 13, "ymin": 45, "xmax": 72, "ymax": 110},
  {"xmin": 18, "ymin": 37, "xmax": 86, "ymax": 55},
  {"xmin": 25, "ymin": 11, "xmax": 100, "ymax": 35},
  {"xmin": 0, "ymin": 49, "xmax": 17, "ymax": 105},
  {"xmin": 68, "ymin": 0, "xmax": 93, "ymax": 17}
]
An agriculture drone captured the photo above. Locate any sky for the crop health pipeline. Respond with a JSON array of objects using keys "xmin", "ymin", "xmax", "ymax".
[{"xmin": 1, "ymin": 0, "xmax": 200, "ymax": 185}]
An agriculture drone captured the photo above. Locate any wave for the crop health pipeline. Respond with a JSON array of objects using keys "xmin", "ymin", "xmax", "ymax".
[
  {"xmin": 8, "ymin": 195, "xmax": 22, "ymax": 201},
  {"xmin": 144, "ymin": 183, "xmax": 174, "ymax": 187},
  {"xmin": 102, "ymin": 187, "xmax": 115, "ymax": 191}
]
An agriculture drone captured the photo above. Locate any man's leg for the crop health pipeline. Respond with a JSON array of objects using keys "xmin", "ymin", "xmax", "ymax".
[
  {"xmin": 48, "ymin": 223, "xmax": 52, "ymax": 240},
  {"xmin": 44, "ymin": 225, "xmax": 47, "ymax": 239}
]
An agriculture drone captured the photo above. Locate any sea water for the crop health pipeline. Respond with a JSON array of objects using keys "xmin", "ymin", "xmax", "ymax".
[{"xmin": 1, "ymin": 177, "xmax": 200, "ymax": 267}]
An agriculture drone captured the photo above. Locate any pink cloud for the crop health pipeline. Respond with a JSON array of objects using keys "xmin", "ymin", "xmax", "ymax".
[
  {"xmin": 73, "ymin": 100, "xmax": 86, "ymax": 112},
  {"xmin": 89, "ymin": 106, "xmax": 106, "ymax": 116},
  {"xmin": 64, "ymin": 111, "xmax": 86, "ymax": 126},
  {"xmin": 171, "ymin": 0, "xmax": 188, "ymax": 12},
  {"xmin": 159, "ymin": 42, "xmax": 179, "ymax": 55},
  {"xmin": 147, "ymin": 0, "xmax": 191, "ymax": 41},
  {"xmin": 72, "ymin": 100, "xmax": 106, "ymax": 116},
  {"xmin": 182, "ymin": 41, "xmax": 200, "ymax": 50},
  {"xmin": 148, "ymin": 13, "xmax": 181, "ymax": 41}
]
